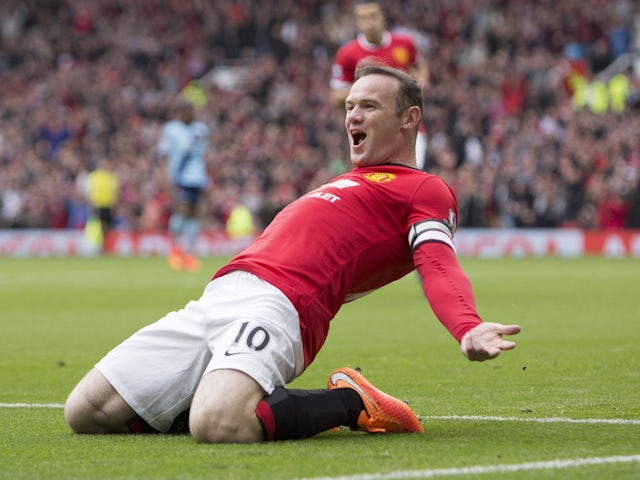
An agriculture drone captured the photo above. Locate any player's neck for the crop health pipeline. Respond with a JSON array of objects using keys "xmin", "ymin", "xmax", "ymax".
[
  {"xmin": 365, "ymin": 33, "xmax": 383, "ymax": 45},
  {"xmin": 352, "ymin": 157, "xmax": 418, "ymax": 170},
  {"xmin": 358, "ymin": 31, "xmax": 390, "ymax": 49}
]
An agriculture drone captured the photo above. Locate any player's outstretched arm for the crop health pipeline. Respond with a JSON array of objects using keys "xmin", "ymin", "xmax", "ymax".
[{"xmin": 460, "ymin": 322, "xmax": 521, "ymax": 361}]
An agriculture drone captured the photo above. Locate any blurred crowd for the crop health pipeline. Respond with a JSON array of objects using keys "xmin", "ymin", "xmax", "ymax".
[{"xmin": 2, "ymin": 0, "xmax": 640, "ymax": 232}]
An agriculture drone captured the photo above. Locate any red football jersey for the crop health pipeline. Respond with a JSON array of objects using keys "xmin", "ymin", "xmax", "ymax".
[
  {"xmin": 214, "ymin": 165, "xmax": 481, "ymax": 367},
  {"xmin": 331, "ymin": 31, "xmax": 419, "ymax": 91}
]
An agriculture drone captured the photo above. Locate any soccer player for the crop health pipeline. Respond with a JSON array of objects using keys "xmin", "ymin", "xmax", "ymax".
[
  {"xmin": 330, "ymin": 0, "xmax": 430, "ymax": 169},
  {"xmin": 157, "ymin": 98, "xmax": 209, "ymax": 272},
  {"xmin": 64, "ymin": 65, "xmax": 521, "ymax": 443}
]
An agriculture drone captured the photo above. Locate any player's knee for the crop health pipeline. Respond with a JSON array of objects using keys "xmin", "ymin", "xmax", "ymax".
[
  {"xmin": 64, "ymin": 376, "xmax": 132, "ymax": 434},
  {"xmin": 189, "ymin": 405, "xmax": 257, "ymax": 444},
  {"xmin": 63, "ymin": 391, "xmax": 94, "ymax": 433},
  {"xmin": 189, "ymin": 407, "xmax": 231, "ymax": 443}
]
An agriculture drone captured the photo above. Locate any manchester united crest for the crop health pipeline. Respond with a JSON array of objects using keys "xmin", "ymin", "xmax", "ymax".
[
  {"xmin": 363, "ymin": 172, "xmax": 397, "ymax": 183},
  {"xmin": 392, "ymin": 47, "xmax": 410, "ymax": 66}
]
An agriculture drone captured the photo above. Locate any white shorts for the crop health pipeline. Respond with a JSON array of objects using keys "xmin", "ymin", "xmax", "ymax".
[{"xmin": 95, "ymin": 271, "xmax": 304, "ymax": 432}]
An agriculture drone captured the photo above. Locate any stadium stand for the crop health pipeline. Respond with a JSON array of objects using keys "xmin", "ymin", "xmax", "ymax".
[{"xmin": 1, "ymin": 0, "xmax": 639, "ymax": 232}]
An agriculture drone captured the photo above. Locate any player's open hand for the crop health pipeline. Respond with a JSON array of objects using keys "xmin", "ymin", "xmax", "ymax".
[{"xmin": 460, "ymin": 322, "xmax": 521, "ymax": 361}]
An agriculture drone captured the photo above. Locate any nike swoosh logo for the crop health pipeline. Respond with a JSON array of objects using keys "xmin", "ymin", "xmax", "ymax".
[
  {"xmin": 224, "ymin": 348, "xmax": 247, "ymax": 356},
  {"xmin": 329, "ymin": 371, "xmax": 377, "ymax": 413}
]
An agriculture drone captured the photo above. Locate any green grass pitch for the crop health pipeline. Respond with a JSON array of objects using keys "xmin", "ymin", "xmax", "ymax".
[{"xmin": 1, "ymin": 255, "xmax": 639, "ymax": 479}]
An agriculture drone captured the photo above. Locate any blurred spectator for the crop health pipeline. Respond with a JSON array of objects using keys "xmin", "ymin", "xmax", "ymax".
[
  {"xmin": 329, "ymin": 0, "xmax": 430, "ymax": 169},
  {"xmin": 626, "ymin": 180, "xmax": 640, "ymax": 228},
  {"xmin": 1, "ymin": 0, "xmax": 639, "ymax": 234}
]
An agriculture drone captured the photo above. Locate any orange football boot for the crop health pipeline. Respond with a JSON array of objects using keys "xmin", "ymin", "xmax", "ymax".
[
  {"xmin": 328, "ymin": 367, "xmax": 424, "ymax": 433},
  {"xmin": 182, "ymin": 253, "xmax": 201, "ymax": 272},
  {"xmin": 168, "ymin": 245, "xmax": 185, "ymax": 270}
]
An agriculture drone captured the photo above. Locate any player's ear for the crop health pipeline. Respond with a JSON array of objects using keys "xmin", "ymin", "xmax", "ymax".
[{"xmin": 401, "ymin": 106, "xmax": 422, "ymax": 131}]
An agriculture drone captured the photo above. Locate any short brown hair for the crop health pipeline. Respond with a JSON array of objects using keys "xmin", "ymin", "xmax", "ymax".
[{"xmin": 354, "ymin": 64, "xmax": 423, "ymax": 116}]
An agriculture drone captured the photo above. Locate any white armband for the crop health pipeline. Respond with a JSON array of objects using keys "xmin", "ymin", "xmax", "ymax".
[{"xmin": 408, "ymin": 220, "xmax": 456, "ymax": 254}]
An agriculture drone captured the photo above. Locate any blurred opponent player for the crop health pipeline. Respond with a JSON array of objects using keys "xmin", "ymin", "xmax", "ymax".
[
  {"xmin": 157, "ymin": 98, "xmax": 209, "ymax": 271},
  {"xmin": 331, "ymin": 0, "xmax": 430, "ymax": 170}
]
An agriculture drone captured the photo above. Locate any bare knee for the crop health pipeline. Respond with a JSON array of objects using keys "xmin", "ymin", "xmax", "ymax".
[
  {"xmin": 64, "ymin": 389, "xmax": 92, "ymax": 433},
  {"xmin": 64, "ymin": 369, "xmax": 134, "ymax": 434},
  {"xmin": 189, "ymin": 370, "xmax": 265, "ymax": 443},
  {"xmin": 189, "ymin": 406, "xmax": 259, "ymax": 443}
]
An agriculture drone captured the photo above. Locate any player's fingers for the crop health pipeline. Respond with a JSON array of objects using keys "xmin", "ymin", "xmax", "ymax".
[
  {"xmin": 498, "ymin": 324, "xmax": 521, "ymax": 336},
  {"xmin": 478, "ymin": 348, "xmax": 497, "ymax": 361},
  {"xmin": 499, "ymin": 340, "xmax": 517, "ymax": 351}
]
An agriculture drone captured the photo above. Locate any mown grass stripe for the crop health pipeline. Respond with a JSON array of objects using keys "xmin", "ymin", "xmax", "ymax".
[{"xmin": 298, "ymin": 454, "xmax": 640, "ymax": 480}]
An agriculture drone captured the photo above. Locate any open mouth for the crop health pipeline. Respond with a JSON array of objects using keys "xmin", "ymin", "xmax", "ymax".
[{"xmin": 351, "ymin": 130, "xmax": 366, "ymax": 146}]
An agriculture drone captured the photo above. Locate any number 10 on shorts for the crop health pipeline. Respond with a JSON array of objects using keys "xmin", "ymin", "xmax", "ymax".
[{"xmin": 224, "ymin": 321, "xmax": 271, "ymax": 356}]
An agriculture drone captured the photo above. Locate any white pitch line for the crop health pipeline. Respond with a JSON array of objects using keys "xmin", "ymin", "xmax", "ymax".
[
  {"xmin": 297, "ymin": 455, "xmax": 640, "ymax": 480},
  {"xmin": 2, "ymin": 403, "xmax": 639, "ymax": 426},
  {"xmin": 0, "ymin": 403, "xmax": 65, "ymax": 408},
  {"xmin": 422, "ymin": 414, "xmax": 640, "ymax": 425}
]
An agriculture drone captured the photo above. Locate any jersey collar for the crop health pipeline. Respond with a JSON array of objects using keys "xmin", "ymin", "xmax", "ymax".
[{"xmin": 356, "ymin": 31, "xmax": 392, "ymax": 51}]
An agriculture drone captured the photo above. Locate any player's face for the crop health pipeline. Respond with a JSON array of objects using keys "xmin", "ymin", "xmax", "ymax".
[
  {"xmin": 354, "ymin": 3, "xmax": 385, "ymax": 44},
  {"xmin": 345, "ymin": 74, "xmax": 406, "ymax": 168},
  {"xmin": 181, "ymin": 104, "xmax": 195, "ymax": 124}
]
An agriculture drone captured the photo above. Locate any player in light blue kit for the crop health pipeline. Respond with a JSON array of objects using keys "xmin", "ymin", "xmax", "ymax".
[{"xmin": 157, "ymin": 98, "xmax": 210, "ymax": 271}]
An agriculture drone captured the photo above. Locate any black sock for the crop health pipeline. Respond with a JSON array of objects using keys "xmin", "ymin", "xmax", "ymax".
[
  {"xmin": 127, "ymin": 415, "xmax": 159, "ymax": 434},
  {"xmin": 255, "ymin": 387, "xmax": 364, "ymax": 441},
  {"xmin": 167, "ymin": 409, "xmax": 190, "ymax": 434},
  {"xmin": 127, "ymin": 410, "xmax": 190, "ymax": 434}
]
